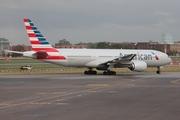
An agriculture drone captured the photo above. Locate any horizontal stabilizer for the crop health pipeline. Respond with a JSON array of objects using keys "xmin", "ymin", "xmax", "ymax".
[{"xmin": 4, "ymin": 50, "xmax": 24, "ymax": 54}]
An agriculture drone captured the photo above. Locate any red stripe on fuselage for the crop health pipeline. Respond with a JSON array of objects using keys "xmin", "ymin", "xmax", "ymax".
[
  {"xmin": 32, "ymin": 48, "xmax": 59, "ymax": 52},
  {"xmin": 37, "ymin": 56, "xmax": 66, "ymax": 60}
]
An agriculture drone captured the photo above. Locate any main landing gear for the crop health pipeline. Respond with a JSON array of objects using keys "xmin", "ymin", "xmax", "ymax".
[
  {"xmin": 84, "ymin": 68, "xmax": 97, "ymax": 75},
  {"xmin": 156, "ymin": 66, "xmax": 161, "ymax": 74},
  {"xmin": 84, "ymin": 68, "xmax": 116, "ymax": 75},
  {"xmin": 103, "ymin": 70, "xmax": 116, "ymax": 75}
]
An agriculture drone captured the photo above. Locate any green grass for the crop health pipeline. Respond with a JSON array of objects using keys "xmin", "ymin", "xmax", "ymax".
[
  {"xmin": 0, "ymin": 59, "xmax": 41, "ymax": 63},
  {"xmin": 0, "ymin": 64, "xmax": 62, "ymax": 69},
  {"xmin": 0, "ymin": 58, "xmax": 63, "ymax": 69},
  {"xmin": 0, "ymin": 57, "xmax": 180, "ymax": 75},
  {"xmin": 171, "ymin": 56, "xmax": 180, "ymax": 61}
]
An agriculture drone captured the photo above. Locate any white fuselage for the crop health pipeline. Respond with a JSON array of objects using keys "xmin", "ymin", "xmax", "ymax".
[{"xmin": 28, "ymin": 49, "xmax": 171, "ymax": 68}]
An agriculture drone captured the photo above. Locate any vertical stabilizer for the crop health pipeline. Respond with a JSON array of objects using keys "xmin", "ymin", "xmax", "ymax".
[
  {"xmin": 23, "ymin": 19, "xmax": 66, "ymax": 60},
  {"xmin": 23, "ymin": 18, "xmax": 58, "ymax": 52}
]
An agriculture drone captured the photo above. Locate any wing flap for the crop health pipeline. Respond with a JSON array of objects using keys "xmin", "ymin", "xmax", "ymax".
[
  {"xmin": 119, "ymin": 54, "xmax": 136, "ymax": 61},
  {"xmin": 98, "ymin": 54, "xmax": 136, "ymax": 66}
]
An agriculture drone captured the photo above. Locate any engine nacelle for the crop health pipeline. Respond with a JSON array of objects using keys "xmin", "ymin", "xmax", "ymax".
[{"xmin": 128, "ymin": 61, "xmax": 147, "ymax": 72}]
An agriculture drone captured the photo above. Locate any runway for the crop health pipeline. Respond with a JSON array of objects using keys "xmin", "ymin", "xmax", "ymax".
[{"xmin": 0, "ymin": 72, "xmax": 180, "ymax": 120}]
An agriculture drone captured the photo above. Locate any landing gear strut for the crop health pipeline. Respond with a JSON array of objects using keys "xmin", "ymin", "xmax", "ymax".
[
  {"xmin": 156, "ymin": 66, "xmax": 161, "ymax": 74},
  {"xmin": 103, "ymin": 70, "xmax": 116, "ymax": 75},
  {"xmin": 84, "ymin": 68, "xmax": 97, "ymax": 75}
]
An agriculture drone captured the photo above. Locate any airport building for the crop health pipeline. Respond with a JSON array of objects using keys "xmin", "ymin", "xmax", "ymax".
[
  {"xmin": 170, "ymin": 44, "xmax": 180, "ymax": 53},
  {"xmin": 136, "ymin": 42, "xmax": 170, "ymax": 54},
  {"xmin": 0, "ymin": 38, "xmax": 10, "ymax": 57},
  {"xmin": 11, "ymin": 45, "xmax": 32, "ymax": 51},
  {"xmin": 162, "ymin": 33, "xmax": 174, "ymax": 44}
]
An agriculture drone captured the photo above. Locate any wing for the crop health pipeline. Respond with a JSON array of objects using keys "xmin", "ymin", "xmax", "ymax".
[
  {"xmin": 85, "ymin": 54, "xmax": 136, "ymax": 68},
  {"xmin": 101, "ymin": 54, "xmax": 136, "ymax": 64},
  {"xmin": 97, "ymin": 54, "xmax": 136, "ymax": 68}
]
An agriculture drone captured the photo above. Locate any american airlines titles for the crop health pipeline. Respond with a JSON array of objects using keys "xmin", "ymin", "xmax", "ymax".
[{"xmin": 119, "ymin": 53, "xmax": 153, "ymax": 60}]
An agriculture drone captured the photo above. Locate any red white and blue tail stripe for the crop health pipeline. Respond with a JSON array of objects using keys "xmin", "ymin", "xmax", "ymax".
[
  {"xmin": 23, "ymin": 18, "xmax": 66, "ymax": 60},
  {"xmin": 24, "ymin": 18, "xmax": 57, "ymax": 52}
]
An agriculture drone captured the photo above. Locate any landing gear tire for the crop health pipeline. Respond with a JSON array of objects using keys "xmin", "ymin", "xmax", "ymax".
[
  {"xmin": 103, "ymin": 70, "xmax": 116, "ymax": 75},
  {"xmin": 84, "ymin": 70, "xmax": 97, "ymax": 75},
  {"xmin": 156, "ymin": 67, "xmax": 161, "ymax": 74},
  {"xmin": 156, "ymin": 71, "xmax": 161, "ymax": 74}
]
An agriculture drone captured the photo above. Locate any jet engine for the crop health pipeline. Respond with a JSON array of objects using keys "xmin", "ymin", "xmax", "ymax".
[{"xmin": 128, "ymin": 61, "xmax": 147, "ymax": 72}]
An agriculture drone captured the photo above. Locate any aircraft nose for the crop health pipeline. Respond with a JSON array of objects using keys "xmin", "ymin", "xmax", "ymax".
[
  {"xmin": 168, "ymin": 56, "xmax": 173, "ymax": 63},
  {"xmin": 161, "ymin": 53, "xmax": 172, "ymax": 64},
  {"xmin": 164, "ymin": 54, "xmax": 172, "ymax": 64}
]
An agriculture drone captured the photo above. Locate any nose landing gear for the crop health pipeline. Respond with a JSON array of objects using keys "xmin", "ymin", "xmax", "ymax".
[{"xmin": 156, "ymin": 66, "xmax": 161, "ymax": 74}]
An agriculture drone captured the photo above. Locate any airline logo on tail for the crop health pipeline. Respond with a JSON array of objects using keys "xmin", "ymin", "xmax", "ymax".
[{"xmin": 24, "ymin": 19, "xmax": 66, "ymax": 60}]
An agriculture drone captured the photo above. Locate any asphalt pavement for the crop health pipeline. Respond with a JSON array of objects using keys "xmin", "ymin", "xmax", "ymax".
[{"xmin": 0, "ymin": 72, "xmax": 180, "ymax": 120}]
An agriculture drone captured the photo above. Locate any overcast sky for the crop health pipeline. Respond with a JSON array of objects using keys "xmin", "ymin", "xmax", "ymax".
[{"xmin": 0, "ymin": 0, "xmax": 180, "ymax": 45}]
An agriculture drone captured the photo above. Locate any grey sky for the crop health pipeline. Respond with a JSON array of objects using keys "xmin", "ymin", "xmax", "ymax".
[{"xmin": 0, "ymin": 0, "xmax": 180, "ymax": 45}]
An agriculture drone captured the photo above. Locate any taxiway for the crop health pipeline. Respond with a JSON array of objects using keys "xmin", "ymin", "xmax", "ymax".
[{"xmin": 0, "ymin": 72, "xmax": 180, "ymax": 120}]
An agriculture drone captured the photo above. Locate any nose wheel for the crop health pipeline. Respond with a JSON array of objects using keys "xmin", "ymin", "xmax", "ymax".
[{"xmin": 156, "ymin": 66, "xmax": 161, "ymax": 74}]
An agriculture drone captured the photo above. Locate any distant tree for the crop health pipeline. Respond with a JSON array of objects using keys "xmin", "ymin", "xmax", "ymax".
[
  {"xmin": 75, "ymin": 42, "xmax": 85, "ymax": 45},
  {"xmin": 109, "ymin": 43, "xmax": 135, "ymax": 49},
  {"xmin": 75, "ymin": 42, "xmax": 97, "ymax": 48},
  {"xmin": 87, "ymin": 43, "xmax": 97, "ymax": 48},
  {"xmin": 58, "ymin": 39, "xmax": 71, "ymax": 46},
  {"xmin": 96, "ymin": 42, "xmax": 110, "ymax": 49},
  {"xmin": 109, "ymin": 43, "xmax": 123, "ymax": 49},
  {"xmin": 169, "ymin": 50, "xmax": 179, "ymax": 56}
]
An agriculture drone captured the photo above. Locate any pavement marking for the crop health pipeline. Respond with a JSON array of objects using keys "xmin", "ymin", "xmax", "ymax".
[
  {"xmin": 171, "ymin": 79, "xmax": 180, "ymax": 84},
  {"xmin": 87, "ymin": 84, "xmax": 109, "ymax": 87},
  {"xmin": 28, "ymin": 102, "xmax": 67, "ymax": 105},
  {"xmin": 0, "ymin": 86, "xmax": 109, "ymax": 109},
  {"xmin": 29, "ymin": 102, "xmax": 51, "ymax": 105},
  {"xmin": 88, "ymin": 90, "xmax": 101, "ymax": 92},
  {"xmin": 108, "ymin": 90, "xmax": 118, "ymax": 93},
  {"xmin": 57, "ymin": 103, "xmax": 68, "ymax": 105},
  {"xmin": 36, "ymin": 92, "xmax": 66, "ymax": 95},
  {"xmin": 0, "ymin": 102, "xmax": 68, "ymax": 107},
  {"xmin": 0, "ymin": 103, "xmax": 10, "ymax": 106},
  {"xmin": 116, "ymin": 77, "xmax": 149, "ymax": 86},
  {"xmin": 117, "ymin": 82, "xmax": 135, "ymax": 86},
  {"xmin": 0, "ymin": 76, "xmax": 150, "ymax": 109},
  {"xmin": 53, "ymin": 92, "xmax": 66, "ymax": 94},
  {"xmin": 36, "ymin": 92, "xmax": 46, "ymax": 94},
  {"xmin": 53, "ymin": 92, "xmax": 61, "ymax": 94}
]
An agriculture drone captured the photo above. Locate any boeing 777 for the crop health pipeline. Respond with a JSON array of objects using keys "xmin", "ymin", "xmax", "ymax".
[{"xmin": 8, "ymin": 19, "xmax": 172, "ymax": 75}]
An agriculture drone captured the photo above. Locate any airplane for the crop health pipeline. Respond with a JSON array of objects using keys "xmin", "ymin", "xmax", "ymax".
[{"xmin": 8, "ymin": 18, "xmax": 172, "ymax": 75}]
